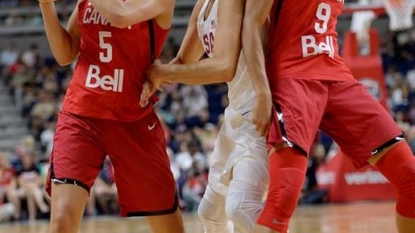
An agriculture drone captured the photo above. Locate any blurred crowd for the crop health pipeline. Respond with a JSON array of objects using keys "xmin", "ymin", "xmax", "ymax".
[
  {"xmin": 0, "ymin": 0, "xmax": 415, "ymax": 224},
  {"xmin": 0, "ymin": 0, "xmax": 73, "ymax": 27}
]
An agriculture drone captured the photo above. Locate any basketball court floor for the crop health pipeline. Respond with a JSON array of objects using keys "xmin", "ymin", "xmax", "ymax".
[{"xmin": 0, "ymin": 201, "xmax": 396, "ymax": 233}]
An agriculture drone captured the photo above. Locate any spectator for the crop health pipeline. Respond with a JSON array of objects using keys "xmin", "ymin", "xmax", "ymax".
[
  {"xmin": 300, "ymin": 143, "xmax": 328, "ymax": 205},
  {"xmin": 92, "ymin": 157, "xmax": 118, "ymax": 215},
  {"xmin": 167, "ymin": 147, "xmax": 181, "ymax": 182},
  {"xmin": 0, "ymin": 152, "xmax": 19, "ymax": 221},
  {"xmin": 21, "ymin": 43, "xmax": 40, "ymax": 69},
  {"xmin": 4, "ymin": 11, "xmax": 23, "ymax": 26},
  {"xmin": 0, "ymin": 41, "xmax": 19, "ymax": 76},
  {"xmin": 29, "ymin": 90, "xmax": 57, "ymax": 140},
  {"xmin": 14, "ymin": 149, "xmax": 49, "ymax": 221},
  {"xmin": 406, "ymin": 126, "xmax": 415, "ymax": 154},
  {"xmin": 181, "ymin": 163, "xmax": 208, "ymax": 212},
  {"xmin": 39, "ymin": 121, "xmax": 55, "ymax": 160}
]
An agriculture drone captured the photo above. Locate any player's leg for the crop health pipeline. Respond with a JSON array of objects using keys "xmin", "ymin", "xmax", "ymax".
[
  {"xmin": 198, "ymin": 118, "xmax": 234, "ymax": 233},
  {"xmin": 47, "ymin": 112, "xmax": 107, "ymax": 233},
  {"xmin": 371, "ymin": 141, "xmax": 415, "ymax": 233},
  {"xmin": 321, "ymin": 79, "xmax": 415, "ymax": 233},
  {"xmin": 257, "ymin": 78, "xmax": 327, "ymax": 233},
  {"xmin": 198, "ymin": 185, "xmax": 233, "ymax": 233},
  {"xmin": 146, "ymin": 208, "xmax": 185, "ymax": 232},
  {"xmin": 48, "ymin": 184, "xmax": 89, "ymax": 233},
  {"xmin": 107, "ymin": 112, "xmax": 185, "ymax": 233},
  {"xmin": 226, "ymin": 155, "xmax": 268, "ymax": 233},
  {"xmin": 258, "ymin": 146, "xmax": 307, "ymax": 233}
]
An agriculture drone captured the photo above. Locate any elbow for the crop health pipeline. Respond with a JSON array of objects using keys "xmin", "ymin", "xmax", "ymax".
[
  {"xmin": 55, "ymin": 53, "xmax": 78, "ymax": 67},
  {"xmin": 222, "ymin": 70, "xmax": 235, "ymax": 82},
  {"xmin": 55, "ymin": 57, "xmax": 72, "ymax": 67},
  {"xmin": 220, "ymin": 61, "xmax": 237, "ymax": 82}
]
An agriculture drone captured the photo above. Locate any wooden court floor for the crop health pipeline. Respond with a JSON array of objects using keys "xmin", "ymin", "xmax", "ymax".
[{"xmin": 0, "ymin": 201, "xmax": 397, "ymax": 233}]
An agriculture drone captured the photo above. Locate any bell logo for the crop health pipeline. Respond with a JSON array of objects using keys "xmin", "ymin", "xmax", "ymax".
[{"xmin": 85, "ymin": 65, "xmax": 124, "ymax": 92}]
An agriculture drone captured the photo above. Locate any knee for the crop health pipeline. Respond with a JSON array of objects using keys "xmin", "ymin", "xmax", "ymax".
[
  {"xmin": 390, "ymin": 158, "xmax": 415, "ymax": 218},
  {"xmin": 198, "ymin": 197, "xmax": 218, "ymax": 222},
  {"xmin": 225, "ymin": 191, "xmax": 259, "ymax": 233},
  {"xmin": 48, "ymin": 200, "xmax": 84, "ymax": 233},
  {"xmin": 49, "ymin": 212, "xmax": 74, "ymax": 233}
]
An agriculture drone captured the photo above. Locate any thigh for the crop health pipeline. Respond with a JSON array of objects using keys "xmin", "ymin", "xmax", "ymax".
[
  {"xmin": 269, "ymin": 78, "xmax": 328, "ymax": 154},
  {"xmin": 146, "ymin": 208, "xmax": 185, "ymax": 233},
  {"xmin": 208, "ymin": 121, "xmax": 235, "ymax": 196},
  {"xmin": 321, "ymin": 80, "xmax": 403, "ymax": 168},
  {"xmin": 107, "ymin": 111, "xmax": 178, "ymax": 217},
  {"xmin": 230, "ymin": 120, "xmax": 268, "ymax": 190},
  {"xmin": 47, "ymin": 111, "xmax": 106, "ymax": 196}
]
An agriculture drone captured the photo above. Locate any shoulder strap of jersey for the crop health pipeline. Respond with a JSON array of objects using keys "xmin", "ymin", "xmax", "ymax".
[
  {"xmin": 274, "ymin": 0, "xmax": 284, "ymax": 28},
  {"xmin": 148, "ymin": 20, "xmax": 155, "ymax": 62},
  {"xmin": 147, "ymin": 20, "xmax": 159, "ymax": 104}
]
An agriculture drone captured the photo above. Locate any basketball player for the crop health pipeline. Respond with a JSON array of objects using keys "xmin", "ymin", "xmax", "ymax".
[
  {"xmin": 39, "ymin": 0, "xmax": 185, "ymax": 233},
  {"xmin": 140, "ymin": 0, "xmax": 272, "ymax": 232},
  {"xmin": 242, "ymin": 1, "xmax": 415, "ymax": 233}
]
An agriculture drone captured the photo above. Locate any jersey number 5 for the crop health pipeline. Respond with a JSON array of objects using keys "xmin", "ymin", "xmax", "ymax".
[{"xmin": 99, "ymin": 31, "xmax": 113, "ymax": 63}]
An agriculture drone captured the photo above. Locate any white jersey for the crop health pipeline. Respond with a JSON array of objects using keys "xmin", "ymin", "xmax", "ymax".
[
  {"xmin": 195, "ymin": 0, "xmax": 268, "ymax": 200},
  {"xmin": 197, "ymin": 0, "xmax": 256, "ymax": 113}
]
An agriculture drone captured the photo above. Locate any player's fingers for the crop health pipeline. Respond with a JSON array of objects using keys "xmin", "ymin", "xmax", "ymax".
[
  {"xmin": 154, "ymin": 59, "xmax": 162, "ymax": 65},
  {"xmin": 140, "ymin": 93, "xmax": 148, "ymax": 106},
  {"xmin": 160, "ymin": 81, "xmax": 173, "ymax": 88},
  {"xmin": 263, "ymin": 122, "xmax": 271, "ymax": 137},
  {"xmin": 260, "ymin": 120, "xmax": 271, "ymax": 136},
  {"xmin": 254, "ymin": 120, "xmax": 260, "ymax": 131},
  {"xmin": 260, "ymin": 123, "xmax": 267, "ymax": 137},
  {"xmin": 140, "ymin": 82, "xmax": 152, "ymax": 107},
  {"xmin": 255, "ymin": 121, "xmax": 264, "ymax": 135},
  {"xmin": 139, "ymin": 91, "xmax": 149, "ymax": 107}
]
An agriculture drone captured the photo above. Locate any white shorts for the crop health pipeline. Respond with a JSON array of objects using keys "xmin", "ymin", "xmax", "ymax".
[{"xmin": 208, "ymin": 107, "xmax": 269, "ymax": 196}]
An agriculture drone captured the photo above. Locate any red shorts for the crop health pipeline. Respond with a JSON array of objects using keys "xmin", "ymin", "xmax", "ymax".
[
  {"xmin": 46, "ymin": 111, "xmax": 177, "ymax": 217},
  {"xmin": 268, "ymin": 78, "xmax": 403, "ymax": 168}
]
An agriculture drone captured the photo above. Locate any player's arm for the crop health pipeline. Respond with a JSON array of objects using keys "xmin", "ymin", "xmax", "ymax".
[
  {"xmin": 242, "ymin": 0, "xmax": 273, "ymax": 93},
  {"xmin": 39, "ymin": 0, "xmax": 81, "ymax": 66},
  {"xmin": 241, "ymin": 0, "xmax": 274, "ymax": 136},
  {"xmin": 139, "ymin": 0, "xmax": 205, "ymax": 104},
  {"xmin": 173, "ymin": 0, "xmax": 206, "ymax": 65},
  {"xmin": 89, "ymin": 0, "xmax": 175, "ymax": 29},
  {"xmin": 148, "ymin": 0, "xmax": 245, "ymax": 85}
]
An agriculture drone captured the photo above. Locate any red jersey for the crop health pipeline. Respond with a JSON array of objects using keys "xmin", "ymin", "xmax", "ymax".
[
  {"xmin": 0, "ymin": 168, "xmax": 15, "ymax": 186},
  {"xmin": 63, "ymin": 0, "xmax": 169, "ymax": 121},
  {"xmin": 267, "ymin": 0, "xmax": 352, "ymax": 84}
]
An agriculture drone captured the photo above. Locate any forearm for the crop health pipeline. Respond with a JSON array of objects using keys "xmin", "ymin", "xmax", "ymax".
[
  {"xmin": 242, "ymin": 22, "xmax": 270, "ymax": 96},
  {"xmin": 88, "ymin": 0, "xmax": 127, "ymax": 26},
  {"xmin": 156, "ymin": 59, "xmax": 232, "ymax": 85},
  {"xmin": 39, "ymin": 2, "xmax": 78, "ymax": 65},
  {"xmin": 242, "ymin": 0, "xmax": 273, "ymax": 97},
  {"xmin": 89, "ymin": 0, "xmax": 159, "ymax": 28}
]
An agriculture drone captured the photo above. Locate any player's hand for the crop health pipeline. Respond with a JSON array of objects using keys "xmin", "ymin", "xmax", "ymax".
[
  {"xmin": 148, "ymin": 59, "xmax": 173, "ymax": 90},
  {"xmin": 140, "ymin": 60, "xmax": 172, "ymax": 107},
  {"xmin": 252, "ymin": 91, "xmax": 272, "ymax": 137},
  {"xmin": 139, "ymin": 80, "xmax": 153, "ymax": 107}
]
